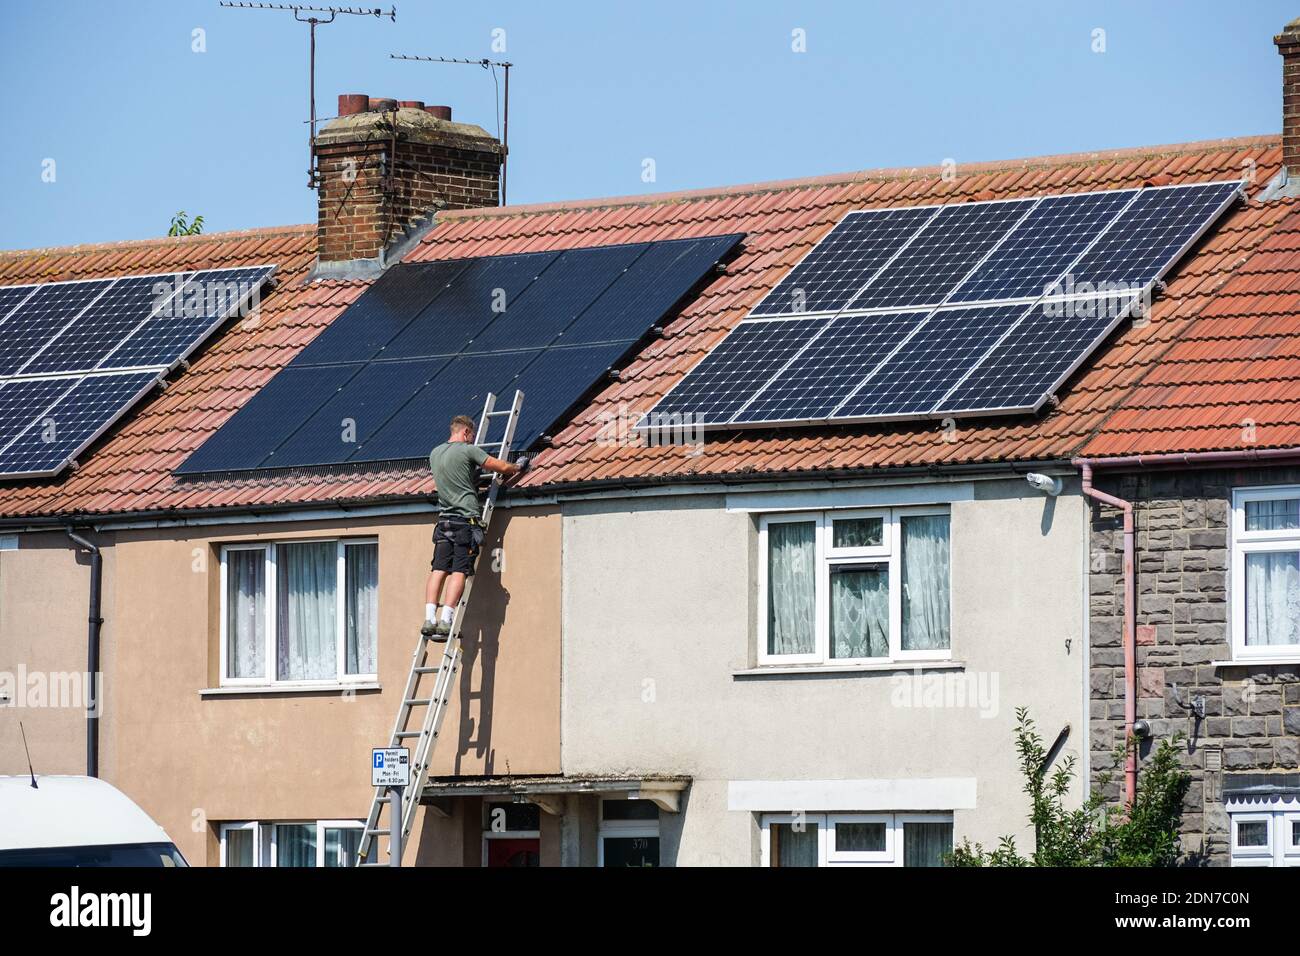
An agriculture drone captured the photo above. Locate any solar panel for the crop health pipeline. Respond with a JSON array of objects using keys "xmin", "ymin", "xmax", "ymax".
[
  {"xmin": 748, "ymin": 207, "xmax": 938, "ymax": 317},
  {"xmin": 178, "ymin": 235, "xmax": 743, "ymax": 474},
  {"xmin": 643, "ymin": 181, "xmax": 1243, "ymax": 432},
  {"xmin": 732, "ymin": 311, "xmax": 929, "ymax": 423},
  {"xmin": 0, "ymin": 265, "xmax": 275, "ymax": 479}
]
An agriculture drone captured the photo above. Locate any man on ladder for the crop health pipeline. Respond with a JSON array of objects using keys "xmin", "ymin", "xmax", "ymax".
[{"xmin": 422, "ymin": 414, "xmax": 527, "ymax": 639}]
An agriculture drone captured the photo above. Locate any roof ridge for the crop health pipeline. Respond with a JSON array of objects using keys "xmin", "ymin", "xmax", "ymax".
[
  {"xmin": 436, "ymin": 134, "xmax": 1281, "ymax": 223},
  {"xmin": 0, "ymin": 224, "xmax": 315, "ymax": 262}
]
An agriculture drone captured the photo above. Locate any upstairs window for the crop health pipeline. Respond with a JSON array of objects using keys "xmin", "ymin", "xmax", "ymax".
[
  {"xmin": 759, "ymin": 508, "xmax": 951, "ymax": 665},
  {"xmin": 1232, "ymin": 488, "xmax": 1300, "ymax": 660},
  {"xmin": 221, "ymin": 539, "xmax": 378, "ymax": 686}
]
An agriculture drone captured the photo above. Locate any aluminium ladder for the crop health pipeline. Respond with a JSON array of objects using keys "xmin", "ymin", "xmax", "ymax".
[{"xmin": 357, "ymin": 389, "xmax": 524, "ymax": 866}]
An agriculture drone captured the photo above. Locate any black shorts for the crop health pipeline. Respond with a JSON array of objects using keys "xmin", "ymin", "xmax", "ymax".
[{"xmin": 430, "ymin": 517, "xmax": 483, "ymax": 576}]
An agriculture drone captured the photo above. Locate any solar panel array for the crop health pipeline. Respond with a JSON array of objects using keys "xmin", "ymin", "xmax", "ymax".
[
  {"xmin": 646, "ymin": 181, "xmax": 1242, "ymax": 430},
  {"xmin": 178, "ymin": 235, "xmax": 743, "ymax": 474},
  {"xmin": 0, "ymin": 266, "xmax": 274, "ymax": 479}
]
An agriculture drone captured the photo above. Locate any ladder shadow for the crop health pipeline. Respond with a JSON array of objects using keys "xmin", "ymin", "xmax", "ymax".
[{"xmin": 453, "ymin": 558, "xmax": 510, "ymax": 775}]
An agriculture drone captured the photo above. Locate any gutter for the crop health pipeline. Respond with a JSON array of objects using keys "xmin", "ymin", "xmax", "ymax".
[
  {"xmin": 1074, "ymin": 444, "xmax": 1300, "ymax": 809},
  {"xmin": 64, "ymin": 528, "xmax": 104, "ymax": 778}
]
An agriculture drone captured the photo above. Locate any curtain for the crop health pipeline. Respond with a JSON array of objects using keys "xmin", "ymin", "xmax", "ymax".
[
  {"xmin": 903, "ymin": 821, "xmax": 953, "ymax": 867},
  {"xmin": 224, "ymin": 827, "xmax": 254, "ymax": 867},
  {"xmin": 345, "ymin": 543, "xmax": 378, "ymax": 675},
  {"xmin": 1245, "ymin": 551, "xmax": 1300, "ymax": 647},
  {"xmin": 901, "ymin": 515, "xmax": 951, "ymax": 651},
  {"xmin": 277, "ymin": 542, "xmax": 338, "ymax": 681},
  {"xmin": 275, "ymin": 824, "xmax": 317, "ymax": 867},
  {"xmin": 324, "ymin": 827, "xmax": 360, "ymax": 867},
  {"xmin": 832, "ymin": 516, "xmax": 882, "ymax": 548},
  {"xmin": 831, "ymin": 566, "xmax": 888, "ymax": 658},
  {"xmin": 772, "ymin": 823, "xmax": 818, "ymax": 867},
  {"xmin": 226, "ymin": 549, "xmax": 265, "ymax": 679},
  {"xmin": 835, "ymin": 821, "xmax": 885, "ymax": 852},
  {"xmin": 767, "ymin": 521, "xmax": 816, "ymax": 655}
]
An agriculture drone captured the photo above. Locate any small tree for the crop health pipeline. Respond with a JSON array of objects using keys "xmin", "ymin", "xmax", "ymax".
[
  {"xmin": 168, "ymin": 211, "xmax": 204, "ymax": 237},
  {"xmin": 949, "ymin": 707, "xmax": 1190, "ymax": 867}
]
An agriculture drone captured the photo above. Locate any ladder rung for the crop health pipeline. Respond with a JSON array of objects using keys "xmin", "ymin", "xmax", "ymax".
[
  {"xmin": 403, "ymin": 698, "xmax": 431, "ymax": 706},
  {"xmin": 485, "ymin": 409, "xmax": 512, "ymax": 417},
  {"xmin": 395, "ymin": 731, "xmax": 422, "ymax": 739},
  {"xmin": 413, "ymin": 666, "xmax": 440, "ymax": 673},
  {"xmin": 365, "ymin": 828, "xmax": 389, "ymax": 836},
  {"xmin": 358, "ymin": 861, "xmax": 389, "ymax": 867}
]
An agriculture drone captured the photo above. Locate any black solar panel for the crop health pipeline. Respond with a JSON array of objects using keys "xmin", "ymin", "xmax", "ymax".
[
  {"xmin": 748, "ymin": 207, "xmax": 938, "ymax": 317},
  {"xmin": 649, "ymin": 318, "xmax": 829, "ymax": 427},
  {"xmin": 847, "ymin": 198, "xmax": 1034, "ymax": 310},
  {"xmin": 733, "ymin": 311, "xmax": 929, "ymax": 423},
  {"xmin": 0, "ymin": 266, "xmax": 275, "ymax": 479},
  {"xmin": 941, "ymin": 293, "xmax": 1138, "ymax": 414},
  {"xmin": 643, "ymin": 181, "xmax": 1243, "ymax": 433},
  {"xmin": 178, "ymin": 236, "xmax": 743, "ymax": 473},
  {"xmin": 837, "ymin": 304, "xmax": 1035, "ymax": 419}
]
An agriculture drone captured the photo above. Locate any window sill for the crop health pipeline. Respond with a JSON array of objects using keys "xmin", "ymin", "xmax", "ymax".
[
  {"xmin": 1211, "ymin": 658, "xmax": 1300, "ymax": 669},
  {"xmin": 200, "ymin": 681, "xmax": 382, "ymax": 697},
  {"xmin": 734, "ymin": 660, "xmax": 963, "ymax": 678}
]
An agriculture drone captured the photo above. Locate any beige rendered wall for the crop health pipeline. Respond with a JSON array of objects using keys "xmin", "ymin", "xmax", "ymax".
[
  {"xmin": 80, "ymin": 505, "xmax": 557, "ymax": 865},
  {"xmin": 560, "ymin": 479, "xmax": 1086, "ymax": 866},
  {"xmin": 0, "ymin": 531, "xmax": 115, "ymax": 777}
]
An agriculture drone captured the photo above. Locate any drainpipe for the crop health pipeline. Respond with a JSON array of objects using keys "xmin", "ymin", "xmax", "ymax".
[
  {"xmin": 1074, "ymin": 461, "xmax": 1136, "ymax": 809},
  {"xmin": 65, "ymin": 529, "xmax": 103, "ymax": 778}
]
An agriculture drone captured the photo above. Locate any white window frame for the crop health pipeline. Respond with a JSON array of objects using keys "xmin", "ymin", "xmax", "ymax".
[
  {"xmin": 219, "ymin": 819, "xmax": 362, "ymax": 867},
  {"xmin": 757, "ymin": 506, "xmax": 951, "ymax": 666},
  {"xmin": 1227, "ymin": 802, "xmax": 1300, "ymax": 867},
  {"xmin": 480, "ymin": 802, "xmax": 542, "ymax": 866},
  {"xmin": 1230, "ymin": 485, "xmax": 1300, "ymax": 661},
  {"xmin": 759, "ymin": 812, "xmax": 953, "ymax": 867},
  {"xmin": 218, "ymin": 537, "xmax": 379, "ymax": 687}
]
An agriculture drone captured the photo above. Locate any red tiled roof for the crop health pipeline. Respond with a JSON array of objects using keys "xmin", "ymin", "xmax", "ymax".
[{"xmin": 0, "ymin": 136, "xmax": 1295, "ymax": 520}]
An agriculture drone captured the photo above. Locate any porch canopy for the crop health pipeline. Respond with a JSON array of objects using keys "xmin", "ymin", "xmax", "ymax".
[{"xmin": 420, "ymin": 773, "xmax": 691, "ymax": 816}]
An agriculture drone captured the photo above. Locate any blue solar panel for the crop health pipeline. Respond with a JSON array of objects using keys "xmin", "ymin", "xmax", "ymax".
[
  {"xmin": 732, "ymin": 311, "xmax": 930, "ymax": 423},
  {"xmin": 1067, "ymin": 181, "xmax": 1241, "ymax": 290},
  {"xmin": 644, "ymin": 181, "xmax": 1243, "ymax": 433},
  {"xmin": 0, "ymin": 372, "xmax": 157, "ymax": 477},
  {"xmin": 948, "ymin": 190, "xmax": 1139, "ymax": 303},
  {"xmin": 0, "ymin": 280, "xmax": 107, "ymax": 376},
  {"xmin": 847, "ymin": 199, "xmax": 1034, "ymax": 310},
  {"xmin": 509, "ymin": 342, "xmax": 633, "ymax": 445},
  {"xmin": 648, "ymin": 318, "xmax": 829, "ymax": 427},
  {"xmin": 837, "ymin": 304, "xmax": 1035, "ymax": 418},
  {"xmin": 0, "ymin": 266, "xmax": 275, "ymax": 479},
  {"xmin": 748, "ymin": 207, "xmax": 938, "ymax": 317},
  {"xmin": 941, "ymin": 293, "xmax": 1138, "ymax": 414}
]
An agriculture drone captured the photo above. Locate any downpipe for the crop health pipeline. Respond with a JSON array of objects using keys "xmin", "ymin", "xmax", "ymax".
[
  {"xmin": 65, "ymin": 529, "xmax": 103, "ymax": 778},
  {"xmin": 1075, "ymin": 461, "xmax": 1136, "ymax": 809}
]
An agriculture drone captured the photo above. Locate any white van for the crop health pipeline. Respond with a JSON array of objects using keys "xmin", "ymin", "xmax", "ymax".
[{"xmin": 0, "ymin": 775, "xmax": 188, "ymax": 866}]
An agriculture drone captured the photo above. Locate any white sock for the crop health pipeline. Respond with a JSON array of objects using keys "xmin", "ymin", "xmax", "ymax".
[
  {"xmin": 425, "ymin": 603, "xmax": 437, "ymax": 622},
  {"xmin": 439, "ymin": 605, "xmax": 456, "ymax": 624}
]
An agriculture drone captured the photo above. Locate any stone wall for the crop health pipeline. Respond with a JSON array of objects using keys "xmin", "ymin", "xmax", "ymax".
[{"xmin": 1089, "ymin": 466, "xmax": 1300, "ymax": 865}]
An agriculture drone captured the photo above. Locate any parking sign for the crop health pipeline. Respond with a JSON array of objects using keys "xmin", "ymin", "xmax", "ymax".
[{"xmin": 371, "ymin": 747, "xmax": 410, "ymax": 787}]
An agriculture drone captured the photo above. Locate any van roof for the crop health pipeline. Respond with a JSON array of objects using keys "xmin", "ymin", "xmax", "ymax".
[{"xmin": 0, "ymin": 775, "xmax": 172, "ymax": 850}]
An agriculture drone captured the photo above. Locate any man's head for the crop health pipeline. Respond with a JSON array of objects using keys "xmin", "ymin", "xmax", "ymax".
[{"xmin": 449, "ymin": 415, "xmax": 475, "ymax": 443}]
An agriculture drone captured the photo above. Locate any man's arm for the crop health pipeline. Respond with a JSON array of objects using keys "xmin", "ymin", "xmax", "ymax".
[{"xmin": 482, "ymin": 455, "xmax": 523, "ymax": 477}]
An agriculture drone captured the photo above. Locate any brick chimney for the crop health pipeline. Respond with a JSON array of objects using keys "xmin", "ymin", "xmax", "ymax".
[
  {"xmin": 313, "ymin": 94, "xmax": 505, "ymax": 275},
  {"xmin": 1276, "ymin": 18, "xmax": 1300, "ymax": 175}
]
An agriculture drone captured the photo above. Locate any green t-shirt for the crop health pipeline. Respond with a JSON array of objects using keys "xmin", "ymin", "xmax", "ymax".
[{"xmin": 428, "ymin": 441, "xmax": 490, "ymax": 519}]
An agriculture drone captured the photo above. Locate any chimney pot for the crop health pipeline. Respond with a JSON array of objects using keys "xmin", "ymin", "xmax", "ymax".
[
  {"xmin": 398, "ymin": 100, "xmax": 426, "ymax": 110},
  {"xmin": 338, "ymin": 93, "xmax": 369, "ymax": 117},
  {"xmin": 368, "ymin": 96, "xmax": 398, "ymax": 112},
  {"xmin": 425, "ymin": 105, "xmax": 452, "ymax": 121}
]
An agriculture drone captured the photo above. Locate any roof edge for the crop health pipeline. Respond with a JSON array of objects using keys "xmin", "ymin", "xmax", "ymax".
[
  {"xmin": 437, "ymin": 134, "xmax": 1281, "ymax": 222},
  {"xmin": 0, "ymin": 223, "xmax": 316, "ymax": 262}
]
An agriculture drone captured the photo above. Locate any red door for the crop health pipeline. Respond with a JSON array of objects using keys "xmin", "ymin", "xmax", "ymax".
[{"xmin": 486, "ymin": 838, "xmax": 540, "ymax": 867}]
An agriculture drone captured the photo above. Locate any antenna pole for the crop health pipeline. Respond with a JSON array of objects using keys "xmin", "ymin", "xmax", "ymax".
[
  {"xmin": 390, "ymin": 53, "xmax": 514, "ymax": 206},
  {"xmin": 20, "ymin": 721, "xmax": 36, "ymax": 788},
  {"xmin": 220, "ymin": 2, "xmax": 397, "ymax": 188}
]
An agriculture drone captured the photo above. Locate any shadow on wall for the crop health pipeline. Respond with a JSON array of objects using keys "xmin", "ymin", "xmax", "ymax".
[{"xmin": 453, "ymin": 523, "xmax": 509, "ymax": 775}]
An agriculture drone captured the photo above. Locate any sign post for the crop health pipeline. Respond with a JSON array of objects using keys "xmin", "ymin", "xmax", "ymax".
[{"xmin": 371, "ymin": 747, "xmax": 411, "ymax": 867}]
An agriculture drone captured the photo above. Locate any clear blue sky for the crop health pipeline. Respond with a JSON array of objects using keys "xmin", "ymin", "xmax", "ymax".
[{"xmin": 1, "ymin": 0, "xmax": 1294, "ymax": 251}]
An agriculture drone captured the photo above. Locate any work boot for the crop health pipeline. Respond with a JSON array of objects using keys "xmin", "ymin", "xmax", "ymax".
[
  {"xmin": 420, "ymin": 619, "xmax": 438, "ymax": 638},
  {"xmin": 433, "ymin": 619, "xmax": 452, "ymax": 640}
]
